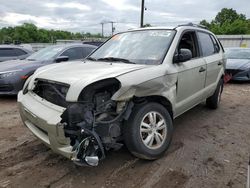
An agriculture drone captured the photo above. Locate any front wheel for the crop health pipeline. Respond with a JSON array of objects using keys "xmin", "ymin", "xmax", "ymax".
[
  {"xmin": 123, "ymin": 102, "xmax": 173, "ymax": 160},
  {"xmin": 206, "ymin": 79, "xmax": 224, "ymax": 109}
]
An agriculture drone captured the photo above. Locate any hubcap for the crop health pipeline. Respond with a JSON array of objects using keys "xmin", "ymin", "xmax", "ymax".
[{"xmin": 140, "ymin": 111, "xmax": 167, "ymax": 149}]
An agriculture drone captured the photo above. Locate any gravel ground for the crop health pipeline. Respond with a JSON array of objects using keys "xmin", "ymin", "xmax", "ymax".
[{"xmin": 0, "ymin": 83, "xmax": 249, "ymax": 188}]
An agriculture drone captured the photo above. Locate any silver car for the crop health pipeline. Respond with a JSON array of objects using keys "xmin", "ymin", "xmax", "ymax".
[
  {"xmin": 0, "ymin": 45, "xmax": 33, "ymax": 62},
  {"xmin": 18, "ymin": 24, "xmax": 225, "ymax": 166}
]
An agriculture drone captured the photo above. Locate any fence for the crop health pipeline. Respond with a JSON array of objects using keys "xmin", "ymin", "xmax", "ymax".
[{"xmin": 217, "ymin": 35, "xmax": 250, "ymax": 48}]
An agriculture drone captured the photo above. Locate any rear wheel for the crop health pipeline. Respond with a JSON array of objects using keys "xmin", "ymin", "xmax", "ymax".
[
  {"xmin": 206, "ymin": 79, "xmax": 223, "ymax": 109},
  {"xmin": 123, "ymin": 102, "xmax": 173, "ymax": 160}
]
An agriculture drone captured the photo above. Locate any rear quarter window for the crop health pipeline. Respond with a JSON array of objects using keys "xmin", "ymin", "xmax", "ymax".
[{"xmin": 14, "ymin": 48, "xmax": 28, "ymax": 56}]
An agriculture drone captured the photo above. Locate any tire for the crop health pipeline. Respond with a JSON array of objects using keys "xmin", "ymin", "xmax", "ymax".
[
  {"xmin": 206, "ymin": 79, "xmax": 223, "ymax": 109},
  {"xmin": 123, "ymin": 102, "xmax": 173, "ymax": 160}
]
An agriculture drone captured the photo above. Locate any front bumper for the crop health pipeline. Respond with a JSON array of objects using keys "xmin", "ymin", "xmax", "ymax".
[
  {"xmin": 0, "ymin": 77, "xmax": 25, "ymax": 95},
  {"xmin": 18, "ymin": 91, "xmax": 73, "ymax": 159},
  {"xmin": 226, "ymin": 69, "xmax": 250, "ymax": 81}
]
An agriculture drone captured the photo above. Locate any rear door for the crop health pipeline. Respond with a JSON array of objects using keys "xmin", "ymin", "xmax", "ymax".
[
  {"xmin": 197, "ymin": 32, "xmax": 223, "ymax": 88},
  {"xmin": 175, "ymin": 30, "xmax": 207, "ymax": 116}
]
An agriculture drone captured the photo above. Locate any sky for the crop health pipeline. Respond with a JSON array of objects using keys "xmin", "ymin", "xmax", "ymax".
[{"xmin": 0, "ymin": 0, "xmax": 249, "ymax": 35}]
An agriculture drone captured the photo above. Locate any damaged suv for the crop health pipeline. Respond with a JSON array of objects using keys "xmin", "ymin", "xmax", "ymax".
[{"xmin": 18, "ymin": 24, "xmax": 225, "ymax": 166}]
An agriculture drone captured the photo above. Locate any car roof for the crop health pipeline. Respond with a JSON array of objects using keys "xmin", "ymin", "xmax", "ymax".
[
  {"xmin": 122, "ymin": 24, "xmax": 212, "ymax": 35},
  {"xmin": 0, "ymin": 45, "xmax": 28, "ymax": 49}
]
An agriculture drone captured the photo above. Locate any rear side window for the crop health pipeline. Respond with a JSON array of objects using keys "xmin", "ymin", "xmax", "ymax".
[
  {"xmin": 82, "ymin": 47, "xmax": 95, "ymax": 58},
  {"xmin": 197, "ymin": 32, "xmax": 215, "ymax": 57},
  {"xmin": 0, "ymin": 48, "xmax": 16, "ymax": 57},
  {"xmin": 61, "ymin": 47, "xmax": 83, "ymax": 60},
  {"xmin": 14, "ymin": 48, "xmax": 28, "ymax": 56}
]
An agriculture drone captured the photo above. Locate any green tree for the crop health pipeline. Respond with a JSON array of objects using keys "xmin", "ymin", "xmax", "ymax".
[
  {"xmin": 200, "ymin": 8, "xmax": 250, "ymax": 34},
  {"xmin": 214, "ymin": 8, "xmax": 246, "ymax": 26},
  {"xmin": 0, "ymin": 23, "xmax": 105, "ymax": 44}
]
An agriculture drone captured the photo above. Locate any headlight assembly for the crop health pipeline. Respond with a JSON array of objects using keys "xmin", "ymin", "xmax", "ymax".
[{"xmin": 0, "ymin": 70, "xmax": 22, "ymax": 79}]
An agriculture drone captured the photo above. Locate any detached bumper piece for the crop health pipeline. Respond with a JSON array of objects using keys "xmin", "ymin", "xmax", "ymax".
[{"xmin": 60, "ymin": 103, "xmax": 105, "ymax": 166}]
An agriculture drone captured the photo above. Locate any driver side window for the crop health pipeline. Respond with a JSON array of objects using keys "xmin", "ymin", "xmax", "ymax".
[
  {"xmin": 61, "ymin": 47, "xmax": 83, "ymax": 60},
  {"xmin": 177, "ymin": 31, "xmax": 199, "ymax": 59}
]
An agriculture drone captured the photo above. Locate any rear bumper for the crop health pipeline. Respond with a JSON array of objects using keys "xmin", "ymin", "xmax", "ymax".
[{"xmin": 18, "ymin": 91, "xmax": 73, "ymax": 159}]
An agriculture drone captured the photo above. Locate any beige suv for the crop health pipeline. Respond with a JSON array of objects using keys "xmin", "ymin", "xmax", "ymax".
[{"xmin": 18, "ymin": 23, "xmax": 225, "ymax": 166}]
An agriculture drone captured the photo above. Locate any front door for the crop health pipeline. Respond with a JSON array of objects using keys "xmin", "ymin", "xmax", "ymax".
[{"xmin": 174, "ymin": 31, "xmax": 207, "ymax": 116}]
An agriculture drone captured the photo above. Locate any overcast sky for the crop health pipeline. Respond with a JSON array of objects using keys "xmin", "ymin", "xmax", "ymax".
[{"xmin": 0, "ymin": 0, "xmax": 249, "ymax": 35}]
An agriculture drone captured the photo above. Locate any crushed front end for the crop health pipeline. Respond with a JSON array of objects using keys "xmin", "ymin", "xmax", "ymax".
[{"xmin": 18, "ymin": 78, "xmax": 132, "ymax": 166}]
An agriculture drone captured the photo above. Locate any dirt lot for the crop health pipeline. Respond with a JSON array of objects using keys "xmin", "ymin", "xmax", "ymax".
[{"xmin": 0, "ymin": 83, "xmax": 250, "ymax": 188}]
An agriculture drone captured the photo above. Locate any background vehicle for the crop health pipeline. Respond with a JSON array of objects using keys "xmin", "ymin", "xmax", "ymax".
[
  {"xmin": 0, "ymin": 44, "xmax": 96, "ymax": 95},
  {"xmin": 0, "ymin": 45, "xmax": 33, "ymax": 62},
  {"xmin": 225, "ymin": 47, "xmax": 250, "ymax": 81},
  {"xmin": 18, "ymin": 24, "xmax": 225, "ymax": 166}
]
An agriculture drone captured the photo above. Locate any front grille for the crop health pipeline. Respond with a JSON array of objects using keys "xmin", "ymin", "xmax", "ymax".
[
  {"xmin": 226, "ymin": 69, "xmax": 242, "ymax": 76},
  {"xmin": 33, "ymin": 79, "xmax": 69, "ymax": 107},
  {"xmin": 0, "ymin": 84, "xmax": 13, "ymax": 92}
]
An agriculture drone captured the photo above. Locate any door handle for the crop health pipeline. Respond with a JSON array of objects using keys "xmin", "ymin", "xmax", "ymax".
[
  {"xmin": 218, "ymin": 61, "xmax": 223, "ymax": 66},
  {"xmin": 199, "ymin": 67, "xmax": 206, "ymax": 72}
]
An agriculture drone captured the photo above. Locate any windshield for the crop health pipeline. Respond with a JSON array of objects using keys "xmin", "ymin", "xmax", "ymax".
[
  {"xmin": 27, "ymin": 46, "xmax": 64, "ymax": 61},
  {"xmin": 89, "ymin": 30, "xmax": 176, "ymax": 65},
  {"xmin": 225, "ymin": 48, "xmax": 250, "ymax": 60}
]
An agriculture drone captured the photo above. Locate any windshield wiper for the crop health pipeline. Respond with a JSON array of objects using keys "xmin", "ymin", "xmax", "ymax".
[
  {"xmin": 97, "ymin": 57, "xmax": 135, "ymax": 64},
  {"xmin": 27, "ymin": 58, "xmax": 36, "ymax": 61},
  {"xmin": 86, "ymin": 57, "xmax": 97, "ymax": 61}
]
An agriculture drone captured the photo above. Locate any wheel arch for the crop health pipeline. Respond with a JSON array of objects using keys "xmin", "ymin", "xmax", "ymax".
[{"xmin": 133, "ymin": 95, "xmax": 174, "ymax": 119}]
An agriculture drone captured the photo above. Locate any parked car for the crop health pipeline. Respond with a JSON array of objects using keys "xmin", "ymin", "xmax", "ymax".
[
  {"xmin": 0, "ymin": 44, "xmax": 96, "ymax": 95},
  {"xmin": 225, "ymin": 48, "xmax": 250, "ymax": 81},
  {"xmin": 18, "ymin": 24, "xmax": 225, "ymax": 166},
  {"xmin": 0, "ymin": 45, "xmax": 33, "ymax": 62}
]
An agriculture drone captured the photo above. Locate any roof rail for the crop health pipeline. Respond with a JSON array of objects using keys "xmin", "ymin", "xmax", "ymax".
[{"xmin": 176, "ymin": 23, "xmax": 208, "ymax": 30}]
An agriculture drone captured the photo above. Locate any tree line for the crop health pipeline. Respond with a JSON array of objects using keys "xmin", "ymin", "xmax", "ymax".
[
  {"xmin": 200, "ymin": 8, "xmax": 250, "ymax": 34},
  {"xmin": 0, "ymin": 23, "xmax": 103, "ymax": 44}
]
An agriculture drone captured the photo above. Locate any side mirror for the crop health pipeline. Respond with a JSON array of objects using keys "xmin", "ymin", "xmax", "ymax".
[
  {"xmin": 55, "ymin": 56, "xmax": 69, "ymax": 63},
  {"xmin": 174, "ymin": 49, "xmax": 192, "ymax": 63}
]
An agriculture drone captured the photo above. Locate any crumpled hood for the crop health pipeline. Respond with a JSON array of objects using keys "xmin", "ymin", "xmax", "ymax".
[
  {"xmin": 226, "ymin": 59, "xmax": 250, "ymax": 70},
  {"xmin": 30, "ymin": 61, "xmax": 150, "ymax": 101},
  {"xmin": 33, "ymin": 61, "xmax": 148, "ymax": 85},
  {"xmin": 0, "ymin": 59, "xmax": 43, "ymax": 73}
]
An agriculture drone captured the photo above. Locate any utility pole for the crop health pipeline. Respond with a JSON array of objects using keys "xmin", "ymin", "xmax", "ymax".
[
  {"xmin": 101, "ymin": 23, "xmax": 104, "ymax": 37},
  {"xmin": 110, "ymin": 21, "xmax": 115, "ymax": 36},
  {"xmin": 140, "ymin": 0, "xmax": 145, "ymax": 28}
]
